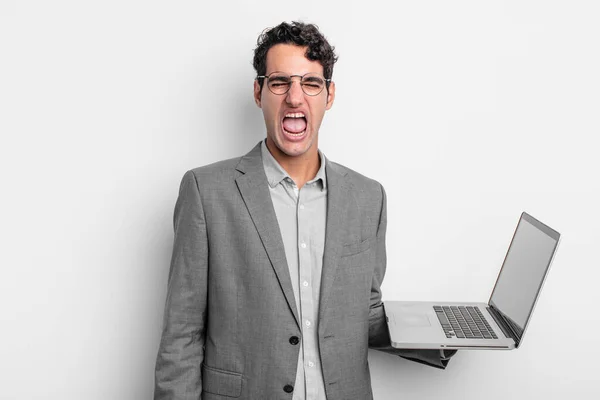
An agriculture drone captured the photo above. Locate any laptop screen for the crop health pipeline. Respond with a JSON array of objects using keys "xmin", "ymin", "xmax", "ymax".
[{"xmin": 489, "ymin": 213, "xmax": 560, "ymax": 332}]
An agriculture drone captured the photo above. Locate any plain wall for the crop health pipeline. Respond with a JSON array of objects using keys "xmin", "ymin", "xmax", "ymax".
[{"xmin": 1, "ymin": 1, "xmax": 599, "ymax": 399}]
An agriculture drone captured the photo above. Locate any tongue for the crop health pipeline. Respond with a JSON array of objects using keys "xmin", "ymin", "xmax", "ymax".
[{"xmin": 283, "ymin": 117, "xmax": 307, "ymax": 133}]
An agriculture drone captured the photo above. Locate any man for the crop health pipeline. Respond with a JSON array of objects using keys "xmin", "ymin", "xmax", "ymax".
[{"xmin": 154, "ymin": 21, "xmax": 454, "ymax": 400}]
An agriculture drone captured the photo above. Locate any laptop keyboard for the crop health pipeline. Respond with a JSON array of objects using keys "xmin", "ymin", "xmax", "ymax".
[{"xmin": 433, "ymin": 305, "xmax": 498, "ymax": 339}]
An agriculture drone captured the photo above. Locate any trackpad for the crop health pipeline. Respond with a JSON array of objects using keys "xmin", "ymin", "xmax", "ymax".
[{"xmin": 397, "ymin": 314, "xmax": 431, "ymax": 327}]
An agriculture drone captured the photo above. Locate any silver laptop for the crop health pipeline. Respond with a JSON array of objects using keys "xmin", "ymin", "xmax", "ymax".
[{"xmin": 385, "ymin": 212, "xmax": 560, "ymax": 350}]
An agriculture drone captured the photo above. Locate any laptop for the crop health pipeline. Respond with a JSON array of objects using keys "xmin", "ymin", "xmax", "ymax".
[{"xmin": 385, "ymin": 212, "xmax": 560, "ymax": 350}]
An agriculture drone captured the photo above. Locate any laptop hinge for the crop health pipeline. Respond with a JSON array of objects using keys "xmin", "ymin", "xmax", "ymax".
[{"xmin": 487, "ymin": 306, "xmax": 522, "ymax": 346}]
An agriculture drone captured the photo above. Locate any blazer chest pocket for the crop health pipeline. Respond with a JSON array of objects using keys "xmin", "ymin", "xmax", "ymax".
[
  {"xmin": 340, "ymin": 237, "xmax": 373, "ymax": 258},
  {"xmin": 201, "ymin": 363, "xmax": 242, "ymax": 398}
]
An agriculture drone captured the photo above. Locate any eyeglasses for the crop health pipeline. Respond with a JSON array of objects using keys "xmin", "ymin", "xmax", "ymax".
[{"xmin": 257, "ymin": 72, "xmax": 331, "ymax": 96}]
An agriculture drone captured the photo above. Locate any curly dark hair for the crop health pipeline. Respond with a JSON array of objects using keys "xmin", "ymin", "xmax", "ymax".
[{"xmin": 253, "ymin": 21, "xmax": 338, "ymax": 91}]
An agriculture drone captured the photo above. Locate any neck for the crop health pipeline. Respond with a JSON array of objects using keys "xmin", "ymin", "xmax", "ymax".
[{"xmin": 265, "ymin": 138, "xmax": 320, "ymax": 189}]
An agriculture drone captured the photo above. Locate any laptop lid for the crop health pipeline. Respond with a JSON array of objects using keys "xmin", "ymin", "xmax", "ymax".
[{"xmin": 487, "ymin": 212, "xmax": 560, "ymax": 347}]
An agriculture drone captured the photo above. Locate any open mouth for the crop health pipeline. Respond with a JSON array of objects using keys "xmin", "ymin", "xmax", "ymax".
[{"xmin": 282, "ymin": 112, "xmax": 307, "ymax": 136}]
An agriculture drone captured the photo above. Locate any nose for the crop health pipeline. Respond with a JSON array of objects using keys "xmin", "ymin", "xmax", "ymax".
[{"xmin": 285, "ymin": 78, "xmax": 304, "ymax": 106}]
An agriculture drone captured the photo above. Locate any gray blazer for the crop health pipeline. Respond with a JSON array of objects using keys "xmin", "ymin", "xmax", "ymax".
[{"xmin": 154, "ymin": 142, "xmax": 448, "ymax": 400}]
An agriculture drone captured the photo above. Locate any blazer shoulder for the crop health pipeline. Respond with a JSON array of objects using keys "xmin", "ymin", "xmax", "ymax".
[
  {"xmin": 328, "ymin": 160, "xmax": 384, "ymax": 194},
  {"xmin": 185, "ymin": 156, "xmax": 243, "ymax": 186}
]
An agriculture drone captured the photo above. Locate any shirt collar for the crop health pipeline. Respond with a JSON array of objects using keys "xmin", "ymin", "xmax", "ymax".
[{"xmin": 260, "ymin": 139, "xmax": 327, "ymax": 191}]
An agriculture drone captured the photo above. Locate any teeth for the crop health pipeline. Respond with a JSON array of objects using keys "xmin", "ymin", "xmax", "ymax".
[
  {"xmin": 285, "ymin": 112, "xmax": 305, "ymax": 118},
  {"xmin": 283, "ymin": 128, "xmax": 306, "ymax": 136}
]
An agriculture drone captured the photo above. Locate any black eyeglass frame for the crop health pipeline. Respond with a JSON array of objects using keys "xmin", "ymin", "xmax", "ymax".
[{"xmin": 256, "ymin": 72, "xmax": 332, "ymax": 96}]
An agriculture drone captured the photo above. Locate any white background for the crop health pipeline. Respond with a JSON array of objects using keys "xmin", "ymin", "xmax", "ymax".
[{"xmin": 1, "ymin": 1, "xmax": 599, "ymax": 399}]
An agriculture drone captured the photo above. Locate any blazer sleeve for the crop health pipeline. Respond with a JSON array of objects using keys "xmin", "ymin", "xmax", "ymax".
[
  {"xmin": 154, "ymin": 170, "xmax": 209, "ymax": 399},
  {"xmin": 367, "ymin": 183, "xmax": 456, "ymax": 369}
]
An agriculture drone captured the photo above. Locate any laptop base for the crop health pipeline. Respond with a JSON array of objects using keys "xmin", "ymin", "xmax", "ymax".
[{"xmin": 385, "ymin": 301, "xmax": 516, "ymax": 350}]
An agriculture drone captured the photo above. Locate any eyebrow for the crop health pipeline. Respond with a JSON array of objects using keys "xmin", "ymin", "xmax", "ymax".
[
  {"xmin": 303, "ymin": 76, "xmax": 324, "ymax": 82},
  {"xmin": 269, "ymin": 75, "xmax": 290, "ymax": 81}
]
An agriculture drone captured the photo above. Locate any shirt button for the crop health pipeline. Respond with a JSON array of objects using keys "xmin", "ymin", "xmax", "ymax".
[
  {"xmin": 308, "ymin": 361, "xmax": 315, "ymax": 367},
  {"xmin": 305, "ymin": 320, "xmax": 311, "ymax": 327},
  {"xmin": 299, "ymin": 204, "xmax": 305, "ymax": 210},
  {"xmin": 300, "ymin": 242, "xmax": 307, "ymax": 249},
  {"xmin": 289, "ymin": 336, "xmax": 300, "ymax": 345},
  {"xmin": 303, "ymin": 281, "xmax": 309, "ymax": 287},
  {"xmin": 283, "ymin": 384, "xmax": 294, "ymax": 393}
]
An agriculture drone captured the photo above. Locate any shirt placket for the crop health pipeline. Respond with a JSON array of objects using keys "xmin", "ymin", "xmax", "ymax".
[{"xmin": 297, "ymin": 185, "xmax": 319, "ymax": 400}]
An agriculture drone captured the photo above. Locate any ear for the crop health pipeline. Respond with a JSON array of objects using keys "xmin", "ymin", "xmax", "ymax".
[
  {"xmin": 253, "ymin": 80, "xmax": 262, "ymax": 108},
  {"xmin": 325, "ymin": 81, "xmax": 336, "ymax": 110}
]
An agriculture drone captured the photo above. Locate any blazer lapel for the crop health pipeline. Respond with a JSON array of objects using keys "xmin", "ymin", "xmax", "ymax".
[
  {"xmin": 235, "ymin": 142, "xmax": 300, "ymax": 328},
  {"xmin": 318, "ymin": 161, "xmax": 351, "ymax": 322}
]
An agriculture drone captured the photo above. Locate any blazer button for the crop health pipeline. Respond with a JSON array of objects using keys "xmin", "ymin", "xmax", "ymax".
[
  {"xmin": 289, "ymin": 336, "xmax": 300, "ymax": 345},
  {"xmin": 283, "ymin": 384, "xmax": 294, "ymax": 393}
]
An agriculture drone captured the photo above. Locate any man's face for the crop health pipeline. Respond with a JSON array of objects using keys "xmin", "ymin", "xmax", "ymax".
[{"xmin": 254, "ymin": 44, "xmax": 335, "ymax": 159}]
